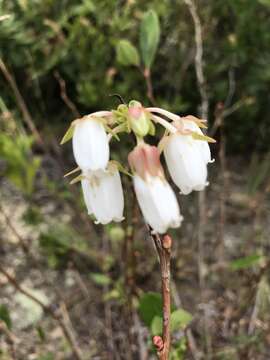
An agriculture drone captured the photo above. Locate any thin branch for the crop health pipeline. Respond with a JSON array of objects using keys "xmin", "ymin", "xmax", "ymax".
[
  {"xmin": 184, "ymin": 1, "xmax": 212, "ymax": 357},
  {"xmin": 54, "ymin": 71, "xmax": 80, "ymax": 118},
  {"xmin": 183, "ymin": 0, "xmax": 208, "ymax": 120},
  {"xmin": 0, "ymin": 265, "xmax": 83, "ymax": 360},
  {"xmin": 143, "ymin": 68, "xmax": 156, "ymax": 105},
  {"xmin": 0, "ymin": 58, "xmax": 44, "ymax": 146}
]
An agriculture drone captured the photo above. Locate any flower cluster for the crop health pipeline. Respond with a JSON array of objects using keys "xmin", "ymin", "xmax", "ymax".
[{"xmin": 62, "ymin": 101, "xmax": 215, "ymax": 234}]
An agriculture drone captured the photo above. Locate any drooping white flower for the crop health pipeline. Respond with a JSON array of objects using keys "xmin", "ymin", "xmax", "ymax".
[
  {"xmin": 72, "ymin": 116, "xmax": 109, "ymax": 171},
  {"xmin": 164, "ymin": 119, "xmax": 210, "ymax": 195},
  {"xmin": 128, "ymin": 144, "xmax": 182, "ymax": 234},
  {"xmin": 182, "ymin": 118, "xmax": 213, "ymax": 164},
  {"xmin": 81, "ymin": 164, "xmax": 124, "ymax": 225}
]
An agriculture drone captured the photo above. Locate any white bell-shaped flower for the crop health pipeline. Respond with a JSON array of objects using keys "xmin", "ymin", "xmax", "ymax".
[
  {"xmin": 182, "ymin": 119, "xmax": 212, "ymax": 164},
  {"xmin": 81, "ymin": 164, "xmax": 124, "ymax": 224},
  {"xmin": 72, "ymin": 116, "xmax": 109, "ymax": 171},
  {"xmin": 164, "ymin": 120, "xmax": 210, "ymax": 195},
  {"xmin": 129, "ymin": 144, "xmax": 183, "ymax": 234}
]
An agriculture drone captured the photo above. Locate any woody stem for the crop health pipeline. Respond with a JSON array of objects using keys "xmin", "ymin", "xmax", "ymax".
[{"xmin": 151, "ymin": 231, "xmax": 172, "ymax": 360}]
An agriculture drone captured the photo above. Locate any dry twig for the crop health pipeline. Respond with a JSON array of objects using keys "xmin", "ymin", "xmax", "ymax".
[{"xmin": 54, "ymin": 71, "xmax": 80, "ymax": 118}]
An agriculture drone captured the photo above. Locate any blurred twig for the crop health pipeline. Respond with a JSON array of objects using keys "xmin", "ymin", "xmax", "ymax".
[
  {"xmin": 183, "ymin": 0, "xmax": 208, "ymax": 119},
  {"xmin": 143, "ymin": 68, "xmax": 156, "ymax": 105},
  {"xmin": 0, "ymin": 58, "xmax": 44, "ymax": 146},
  {"xmin": 54, "ymin": 71, "xmax": 80, "ymax": 118},
  {"xmin": 0, "ymin": 264, "xmax": 83, "ymax": 360},
  {"xmin": 0, "ymin": 319, "xmax": 18, "ymax": 359},
  {"xmin": 184, "ymin": 0, "xmax": 212, "ymax": 357}
]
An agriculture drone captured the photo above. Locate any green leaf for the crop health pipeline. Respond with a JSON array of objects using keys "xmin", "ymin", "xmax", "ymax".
[
  {"xmin": 60, "ymin": 124, "xmax": 75, "ymax": 145},
  {"xmin": 90, "ymin": 273, "xmax": 111, "ymax": 286},
  {"xmin": 138, "ymin": 292, "xmax": 163, "ymax": 327},
  {"xmin": 230, "ymin": 254, "xmax": 264, "ymax": 271},
  {"xmin": 171, "ymin": 309, "xmax": 192, "ymax": 332},
  {"xmin": 116, "ymin": 40, "xmax": 140, "ymax": 66},
  {"xmin": 140, "ymin": 10, "xmax": 160, "ymax": 69},
  {"xmin": 0, "ymin": 305, "xmax": 12, "ymax": 329},
  {"xmin": 151, "ymin": 315, "xmax": 162, "ymax": 335}
]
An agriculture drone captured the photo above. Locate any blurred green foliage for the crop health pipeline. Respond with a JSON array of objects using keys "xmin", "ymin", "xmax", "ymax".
[
  {"xmin": 0, "ymin": 132, "xmax": 40, "ymax": 195},
  {"xmin": 0, "ymin": 0, "xmax": 269, "ymax": 152}
]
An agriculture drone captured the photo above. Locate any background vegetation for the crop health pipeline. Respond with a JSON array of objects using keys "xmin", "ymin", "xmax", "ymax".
[{"xmin": 0, "ymin": 1, "xmax": 270, "ymax": 359}]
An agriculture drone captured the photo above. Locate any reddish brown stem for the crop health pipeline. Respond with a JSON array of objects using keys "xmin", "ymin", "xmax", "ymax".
[
  {"xmin": 143, "ymin": 68, "xmax": 155, "ymax": 105},
  {"xmin": 151, "ymin": 232, "xmax": 172, "ymax": 360}
]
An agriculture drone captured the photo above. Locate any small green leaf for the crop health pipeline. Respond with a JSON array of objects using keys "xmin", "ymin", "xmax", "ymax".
[
  {"xmin": 60, "ymin": 124, "xmax": 74, "ymax": 145},
  {"xmin": 151, "ymin": 315, "xmax": 162, "ymax": 335},
  {"xmin": 140, "ymin": 10, "xmax": 160, "ymax": 69},
  {"xmin": 116, "ymin": 40, "xmax": 140, "ymax": 66},
  {"xmin": 90, "ymin": 273, "xmax": 111, "ymax": 286},
  {"xmin": 138, "ymin": 292, "xmax": 163, "ymax": 327},
  {"xmin": 230, "ymin": 254, "xmax": 264, "ymax": 271},
  {"xmin": 191, "ymin": 131, "xmax": 216, "ymax": 143},
  {"xmin": 0, "ymin": 305, "xmax": 12, "ymax": 329},
  {"xmin": 171, "ymin": 309, "xmax": 192, "ymax": 332}
]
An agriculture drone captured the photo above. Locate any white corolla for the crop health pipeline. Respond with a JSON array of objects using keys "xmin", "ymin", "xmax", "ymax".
[
  {"xmin": 128, "ymin": 144, "xmax": 183, "ymax": 234},
  {"xmin": 81, "ymin": 165, "xmax": 124, "ymax": 224},
  {"xmin": 164, "ymin": 119, "xmax": 212, "ymax": 195},
  {"xmin": 72, "ymin": 116, "xmax": 109, "ymax": 171}
]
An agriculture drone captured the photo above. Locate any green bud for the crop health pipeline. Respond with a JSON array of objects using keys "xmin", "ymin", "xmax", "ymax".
[
  {"xmin": 129, "ymin": 100, "xmax": 142, "ymax": 108},
  {"xmin": 128, "ymin": 105, "xmax": 151, "ymax": 137}
]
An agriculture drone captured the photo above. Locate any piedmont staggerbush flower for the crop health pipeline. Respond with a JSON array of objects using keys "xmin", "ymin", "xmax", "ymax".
[
  {"xmin": 81, "ymin": 163, "xmax": 124, "ymax": 224},
  {"xmin": 128, "ymin": 144, "xmax": 182, "ymax": 234},
  {"xmin": 72, "ymin": 113, "xmax": 110, "ymax": 171},
  {"xmin": 61, "ymin": 100, "xmax": 215, "ymax": 231}
]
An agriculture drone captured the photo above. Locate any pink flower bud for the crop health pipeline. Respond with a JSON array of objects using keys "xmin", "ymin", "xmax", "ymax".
[
  {"xmin": 128, "ymin": 144, "xmax": 164, "ymax": 180},
  {"xmin": 153, "ymin": 336, "xmax": 164, "ymax": 351},
  {"xmin": 128, "ymin": 102, "xmax": 151, "ymax": 137}
]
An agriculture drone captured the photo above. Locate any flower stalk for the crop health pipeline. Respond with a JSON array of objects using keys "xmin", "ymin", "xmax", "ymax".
[{"xmin": 151, "ymin": 231, "xmax": 172, "ymax": 360}]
